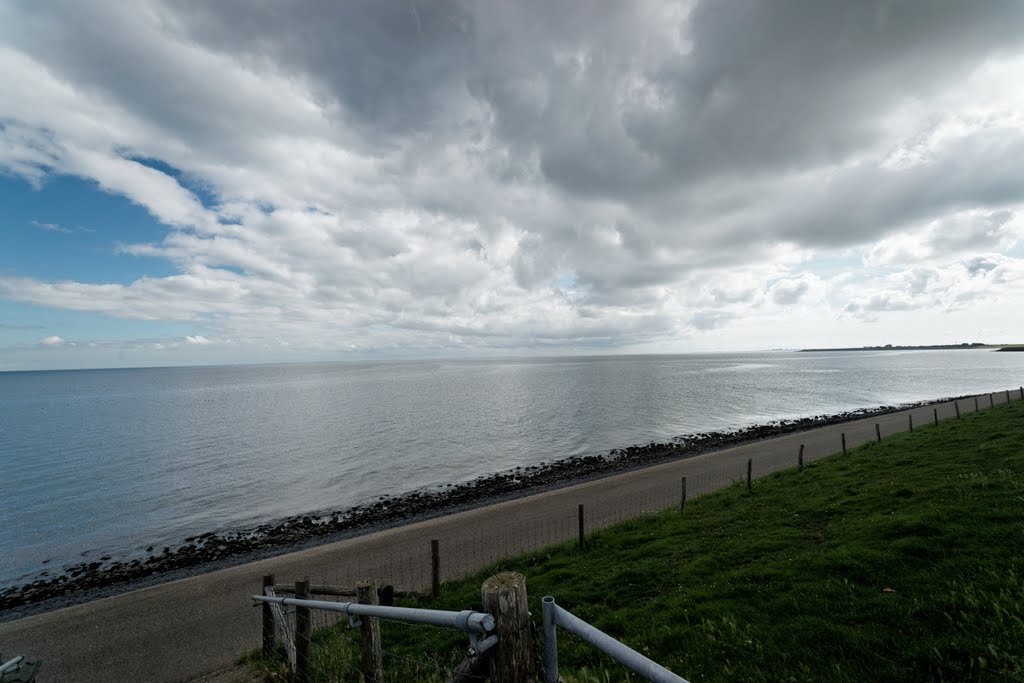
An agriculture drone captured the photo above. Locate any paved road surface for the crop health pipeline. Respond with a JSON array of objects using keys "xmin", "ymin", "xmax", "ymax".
[{"xmin": 0, "ymin": 391, "xmax": 1016, "ymax": 682}]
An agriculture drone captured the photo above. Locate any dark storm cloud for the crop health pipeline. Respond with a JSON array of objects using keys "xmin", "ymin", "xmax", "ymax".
[
  {"xmin": 158, "ymin": 0, "xmax": 1024, "ymax": 255},
  {"xmin": 615, "ymin": 0, "xmax": 1024, "ymax": 188},
  {"xmin": 167, "ymin": 1, "xmax": 473, "ymax": 132},
  {"xmin": 472, "ymin": 1, "xmax": 1024, "ymax": 202}
]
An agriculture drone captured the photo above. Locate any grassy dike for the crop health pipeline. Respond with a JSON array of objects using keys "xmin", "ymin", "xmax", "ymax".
[{"xmin": 250, "ymin": 401, "xmax": 1024, "ymax": 682}]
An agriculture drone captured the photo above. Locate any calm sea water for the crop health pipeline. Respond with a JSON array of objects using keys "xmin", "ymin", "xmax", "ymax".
[{"xmin": 2, "ymin": 350, "xmax": 1023, "ymax": 586}]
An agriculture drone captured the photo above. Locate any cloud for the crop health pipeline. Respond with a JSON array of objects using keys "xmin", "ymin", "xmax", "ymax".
[
  {"xmin": 31, "ymin": 220, "xmax": 73, "ymax": 234},
  {"xmin": 184, "ymin": 334, "xmax": 210, "ymax": 344},
  {"xmin": 769, "ymin": 278, "xmax": 811, "ymax": 306},
  {"xmin": 27, "ymin": 219, "xmax": 95, "ymax": 235},
  {"xmin": 690, "ymin": 310, "xmax": 735, "ymax": 331},
  {"xmin": 864, "ymin": 208, "xmax": 1023, "ymax": 267},
  {"xmin": 1, "ymin": 1, "xmax": 1023, "ymax": 356},
  {"xmin": 38, "ymin": 335, "xmax": 64, "ymax": 346},
  {"xmin": 839, "ymin": 253, "xmax": 1024, "ymax": 321}
]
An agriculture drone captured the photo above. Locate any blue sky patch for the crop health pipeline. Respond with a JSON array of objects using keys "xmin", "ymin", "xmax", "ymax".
[
  {"xmin": 555, "ymin": 272, "xmax": 577, "ymax": 289},
  {"xmin": 0, "ymin": 174, "xmax": 177, "ymax": 285}
]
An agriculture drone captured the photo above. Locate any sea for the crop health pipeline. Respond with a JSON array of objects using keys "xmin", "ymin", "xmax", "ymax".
[{"xmin": 2, "ymin": 350, "xmax": 1023, "ymax": 587}]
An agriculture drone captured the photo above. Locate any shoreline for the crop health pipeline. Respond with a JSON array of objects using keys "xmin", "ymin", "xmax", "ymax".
[
  {"xmin": 799, "ymin": 344, "xmax": 999, "ymax": 352},
  {"xmin": 0, "ymin": 393, "xmax": 977, "ymax": 620}
]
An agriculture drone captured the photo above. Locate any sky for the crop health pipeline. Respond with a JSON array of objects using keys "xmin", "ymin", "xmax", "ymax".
[{"xmin": 2, "ymin": 1, "xmax": 1024, "ymax": 371}]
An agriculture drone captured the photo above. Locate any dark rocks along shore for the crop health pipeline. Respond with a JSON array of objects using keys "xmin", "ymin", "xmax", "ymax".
[{"xmin": 0, "ymin": 397, "xmax": 952, "ymax": 613}]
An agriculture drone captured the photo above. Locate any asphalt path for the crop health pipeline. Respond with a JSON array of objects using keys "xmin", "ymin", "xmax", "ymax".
[{"xmin": 0, "ymin": 391, "xmax": 1016, "ymax": 682}]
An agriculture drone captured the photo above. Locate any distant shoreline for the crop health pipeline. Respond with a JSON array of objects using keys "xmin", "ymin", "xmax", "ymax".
[
  {"xmin": 0, "ymin": 392, "xmax": 986, "ymax": 621},
  {"xmin": 800, "ymin": 343, "xmax": 1007, "ymax": 352}
]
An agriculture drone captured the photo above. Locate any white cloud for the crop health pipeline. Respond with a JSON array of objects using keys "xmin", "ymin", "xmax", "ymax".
[
  {"xmin": 30, "ymin": 220, "xmax": 72, "ymax": 234},
  {"xmin": 1, "ymin": 1, "xmax": 1023, "ymax": 360},
  {"xmin": 838, "ymin": 253, "xmax": 1024, "ymax": 322},
  {"xmin": 184, "ymin": 335, "xmax": 210, "ymax": 345},
  {"xmin": 864, "ymin": 209, "xmax": 1023, "ymax": 266},
  {"xmin": 39, "ymin": 335, "xmax": 64, "ymax": 346}
]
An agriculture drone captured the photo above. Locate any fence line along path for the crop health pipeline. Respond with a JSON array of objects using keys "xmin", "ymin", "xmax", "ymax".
[{"xmin": 0, "ymin": 391, "xmax": 1015, "ymax": 682}]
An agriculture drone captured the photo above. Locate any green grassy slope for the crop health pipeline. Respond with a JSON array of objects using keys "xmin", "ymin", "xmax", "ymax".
[{"xmin": 252, "ymin": 401, "xmax": 1024, "ymax": 682}]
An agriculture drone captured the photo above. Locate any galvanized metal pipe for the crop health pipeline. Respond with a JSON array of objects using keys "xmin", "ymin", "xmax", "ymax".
[
  {"xmin": 1, "ymin": 656, "xmax": 25, "ymax": 674},
  {"xmin": 252, "ymin": 595, "xmax": 494, "ymax": 634},
  {"xmin": 542, "ymin": 597, "xmax": 689, "ymax": 683},
  {"xmin": 474, "ymin": 634, "xmax": 499, "ymax": 656},
  {"xmin": 543, "ymin": 596, "xmax": 559, "ymax": 683}
]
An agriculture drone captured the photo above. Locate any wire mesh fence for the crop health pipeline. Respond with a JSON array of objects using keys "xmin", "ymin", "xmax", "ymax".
[
  {"xmin": 264, "ymin": 466, "xmax": 780, "ymax": 680},
  {"xmin": 281, "ymin": 391, "xmax": 1021, "ymax": 600},
  {"xmin": 259, "ymin": 390, "xmax": 1021, "ymax": 681}
]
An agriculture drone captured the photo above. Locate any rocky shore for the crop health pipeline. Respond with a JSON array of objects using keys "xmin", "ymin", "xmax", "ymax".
[{"xmin": 0, "ymin": 396, "xmax": 960, "ymax": 615}]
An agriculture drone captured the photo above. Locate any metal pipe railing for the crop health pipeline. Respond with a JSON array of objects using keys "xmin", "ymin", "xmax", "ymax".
[
  {"xmin": 542, "ymin": 596, "xmax": 689, "ymax": 683},
  {"xmin": 1, "ymin": 656, "xmax": 24, "ymax": 674},
  {"xmin": 252, "ymin": 594, "xmax": 495, "ymax": 634}
]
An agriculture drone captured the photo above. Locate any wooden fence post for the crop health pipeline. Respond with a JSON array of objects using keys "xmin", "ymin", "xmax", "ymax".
[
  {"xmin": 908, "ymin": 414, "xmax": 913, "ymax": 432},
  {"xmin": 798, "ymin": 444, "xmax": 804, "ymax": 471},
  {"xmin": 680, "ymin": 477, "xmax": 687, "ymax": 513},
  {"xmin": 990, "ymin": 394, "xmax": 995, "ymax": 408},
  {"xmin": 934, "ymin": 408, "xmax": 939, "ymax": 426},
  {"xmin": 294, "ymin": 579, "xmax": 311, "ymax": 683},
  {"xmin": 431, "ymin": 539, "xmax": 441, "ymax": 598},
  {"xmin": 955, "ymin": 402, "xmax": 961, "ymax": 419},
  {"xmin": 262, "ymin": 574, "xmax": 275, "ymax": 658},
  {"xmin": 262, "ymin": 585, "xmax": 295, "ymax": 671},
  {"xmin": 975, "ymin": 396, "xmax": 980, "ymax": 412},
  {"xmin": 875, "ymin": 423, "xmax": 881, "ymax": 442},
  {"xmin": 577, "ymin": 504, "xmax": 585, "ymax": 549},
  {"xmin": 1006, "ymin": 390, "xmax": 1011, "ymax": 404},
  {"xmin": 841, "ymin": 433, "xmax": 847, "ymax": 455},
  {"xmin": 357, "ymin": 579, "xmax": 384, "ymax": 683},
  {"xmin": 1019, "ymin": 386, "xmax": 1023, "ymax": 401},
  {"xmin": 746, "ymin": 459, "xmax": 752, "ymax": 492},
  {"xmin": 481, "ymin": 572, "xmax": 535, "ymax": 683}
]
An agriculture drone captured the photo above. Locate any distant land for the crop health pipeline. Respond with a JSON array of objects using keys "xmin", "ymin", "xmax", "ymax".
[{"xmin": 799, "ymin": 343, "xmax": 1020, "ymax": 352}]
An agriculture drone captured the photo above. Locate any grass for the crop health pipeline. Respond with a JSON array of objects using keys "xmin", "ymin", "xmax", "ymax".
[{"xmin": 248, "ymin": 401, "xmax": 1024, "ymax": 681}]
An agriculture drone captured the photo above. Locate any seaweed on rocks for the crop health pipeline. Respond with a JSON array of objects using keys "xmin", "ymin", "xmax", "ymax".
[{"xmin": 0, "ymin": 396, "xmax": 964, "ymax": 615}]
